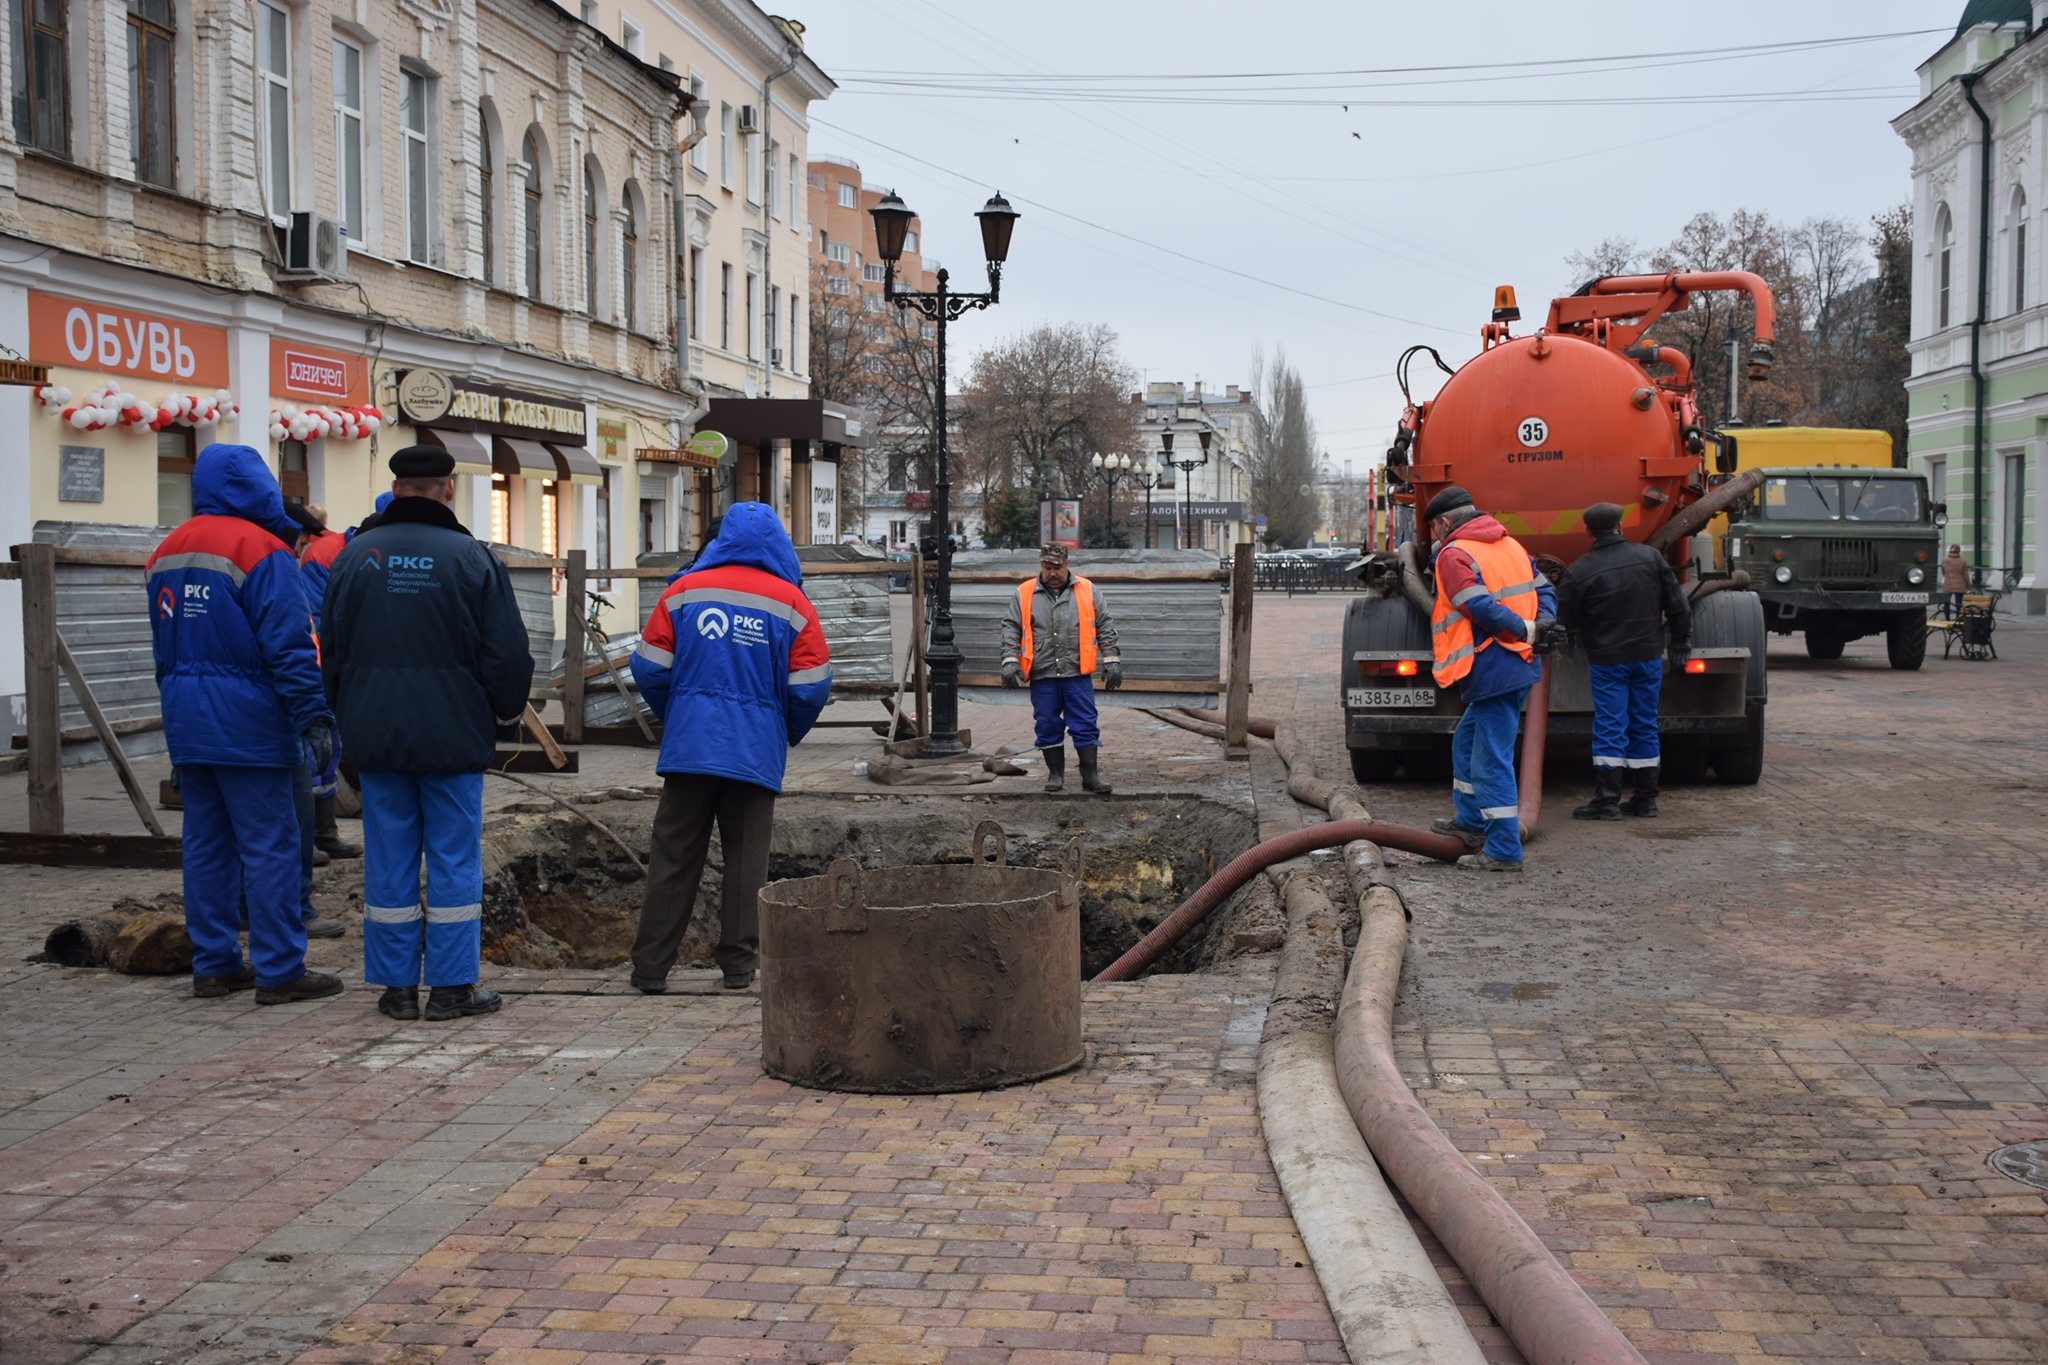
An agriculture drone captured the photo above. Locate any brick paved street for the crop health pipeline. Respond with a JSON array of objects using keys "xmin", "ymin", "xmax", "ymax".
[{"xmin": 1, "ymin": 592, "xmax": 2044, "ymax": 1363}]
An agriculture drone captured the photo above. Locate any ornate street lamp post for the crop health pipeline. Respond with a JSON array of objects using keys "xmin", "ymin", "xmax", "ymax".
[
  {"xmin": 1165, "ymin": 429, "xmax": 1212, "ymax": 553},
  {"xmin": 1088, "ymin": 451, "xmax": 1132, "ymax": 547},
  {"xmin": 1129, "ymin": 454, "xmax": 1165, "ymax": 549},
  {"xmin": 870, "ymin": 188, "xmax": 1019, "ymax": 758}
]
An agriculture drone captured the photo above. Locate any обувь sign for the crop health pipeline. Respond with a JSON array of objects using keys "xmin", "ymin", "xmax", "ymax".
[{"xmin": 29, "ymin": 291, "xmax": 230, "ymax": 387}]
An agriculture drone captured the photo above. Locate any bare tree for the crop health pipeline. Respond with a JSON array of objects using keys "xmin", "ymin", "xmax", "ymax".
[
  {"xmin": 1563, "ymin": 235, "xmax": 1643, "ymax": 288},
  {"xmin": 958, "ymin": 322, "xmax": 1141, "ymax": 521},
  {"xmin": 1245, "ymin": 349, "xmax": 1319, "ymax": 548},
  {"xmin": 808, "ymin": 265, "xmax": 944, "ymax": 537}
]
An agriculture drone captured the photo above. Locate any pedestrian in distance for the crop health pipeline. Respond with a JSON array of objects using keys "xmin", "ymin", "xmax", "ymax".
[
  {"xmin": 1941, "ymin": 544, "xmax": 1969, "ymax": 619},
  {"xmin": 628, "ymin": 502, "xmax": 832, "ymax": 994},
  {"xmin": 1000, "ymin": 543, "xmax": 1123, "ymax": 794},
  {"xmin": 145, "ymin": 443, "xmax": 342, "ymax": 1004},
  {"xmin": 322, "ymin": 446, "xmax": 534, "ymax": 1022},
  {"xmin": 1420, "ymin": 486, "xmax": 1558, "ymax": 872},
  {"xmin": 1556, "ymin": 503, "xmax": 1691, "ymax": 821}
]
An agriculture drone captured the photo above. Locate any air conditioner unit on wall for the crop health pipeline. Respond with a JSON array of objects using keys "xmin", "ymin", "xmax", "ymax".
[
  {"xmin": 737, "ymin": 104, "xmax": 760, "ymax": 134},
  {"xmin": 280, "ymin": 211, "xmax": 349, "ymax": 282}
]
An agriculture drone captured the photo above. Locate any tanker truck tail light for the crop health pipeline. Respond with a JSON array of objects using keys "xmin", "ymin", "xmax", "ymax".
[
  {"xmin": 1357, "ymin": 657, "xmax": 1427, "ymax": 678},
  {"xmin": 1684, "ymin": 658, "xmax": 1708, "ymax": 675},
  {"xmin": 1395, "ymin": 659, "xmax": 1419, "ymax": 677}
]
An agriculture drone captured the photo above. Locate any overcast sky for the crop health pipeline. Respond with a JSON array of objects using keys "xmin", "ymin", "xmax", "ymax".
[{"xmin": 795, "ymin": 1, "xmax": 1946, "ymax": 475}]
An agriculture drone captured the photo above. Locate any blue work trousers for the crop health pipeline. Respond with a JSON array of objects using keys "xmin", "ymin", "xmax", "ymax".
[
  {"xmin": 182, "ymin": 764, "xmax": 306, "ymax": 987},
  {"xmin": 1451, "ymin": 686, "xmax": 1530, "ymax": 864},
  {"xmin": 359, "ymin": 770, "xmax": 486, "ymax": 989},
  {"xmin": 1590, "ymin": 660, "xmax": 1662, "ymax": 772},
  {"xmin": 1030, "ymin": 675, "xmax": 1100, "ymax": 749}
]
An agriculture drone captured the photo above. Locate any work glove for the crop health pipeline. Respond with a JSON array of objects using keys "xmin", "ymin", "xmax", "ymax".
[
  {"xmin": 1529, "ymin": 616, "xmax": 1560, "ymax": 655},
  {"xmin": 1001, "ymin": 661, "xmax": 1022, "ymax": 690},
  {"xmin": 302, "ymin": 720, "xmax": 335, "ymax": 773},
  {"xmin": 1102, "ymin": 659, "xmax": 1124, "ymax": 691},
  {"xmin": 1666, "ymin": 642, "xmax": 1693, "ymax": 672}
]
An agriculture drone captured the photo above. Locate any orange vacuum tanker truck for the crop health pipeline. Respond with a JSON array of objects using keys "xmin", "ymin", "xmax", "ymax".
[{"xmin": 1345, "ymin": 272, "xmax": 1774, "ymax": 785}]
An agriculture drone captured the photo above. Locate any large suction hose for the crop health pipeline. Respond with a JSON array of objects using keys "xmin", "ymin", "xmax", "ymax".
[{"xmin": 1647, "ymin": 467, "xmax": 1765, "ymax": 554}]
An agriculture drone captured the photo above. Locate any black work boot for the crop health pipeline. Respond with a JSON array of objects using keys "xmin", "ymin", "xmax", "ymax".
[
  {"xmin": 425, "ymin": 984, "xmax": 503, "ymax": 1021},
  {"xmin": 1572, "ymin": 770, "xmax": 1624, "ymax": 821},
  {"xmin": 193, "ymin": 964, "xmax": 257, "ymax": 998},
  {"xmin": 314, "ymin": 796, "xmax": 362, "ymax": 859},
  {"xmin": 378, "ymin": 986, "xmax": 420, "ymax": 1020},
  {"xmin": 1041, "ymin": 747, "xmax": 1066, "ymax": 793},
  {"xmin": 1077, "ymin": 747, "xmax": 1113, "ymax": 794},
  {"xmin": 255, "ymin": 970, "xmax": 345, "ymax": 1005},
  {"xmin": 1624, "ymin": 765, "xmax": 1660, "ymax": 819}
]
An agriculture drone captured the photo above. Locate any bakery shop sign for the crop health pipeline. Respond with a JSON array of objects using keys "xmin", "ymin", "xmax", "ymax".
[{"xmin": 396, "ymin": 369, "xmax": 587, "ymax": 441}]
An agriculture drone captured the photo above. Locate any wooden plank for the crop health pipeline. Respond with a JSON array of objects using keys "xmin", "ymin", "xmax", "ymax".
[
  {"xmin": 17, "ymin": 543, "xmax": 61, "ymax": 835},
  {"xmin": 946, "ymin": 567, "xmax": 1227, "ymax": 584},
  {"xmin": 54, "ymin": 630, "xmax": 165, "ymax": 836},
  {"xmin": 521, "ymin": 704, "xmax": 570, "ymax": 769},
  {"xmin": 545, "ymin": 722, "xmax": 660, "ymax": 747},
  {"xmin": 0, "ymin": 563, "xmax": 18, "ymax": 581},
  {"xmin": 12, "ymin": 716, "xmax": 164, "ymax": 749},
  {"xmin": 30, "ymin": 547, "xmax": 154, "ymax": 567},
  {"xmin": 493, "ymin": 746, "xmax": 580, "ymax": 773},
  {"xmin": 0, "ymin": 832, "xmax": 183, "ymax": 868},
  {"xmin": 1225, "ymin": 543, "xmax": 1254, "ymax": 761},
  {"xmin": 956, "ymin": 672, "xmax": 1225, "ymax": 693},
  {"xmin": 595, "ymin": 637, "xmax": 657, "ymax": 742},
  {"xmin": 563, "ymin": 550, "xmax": 588, "ymax": 744}
]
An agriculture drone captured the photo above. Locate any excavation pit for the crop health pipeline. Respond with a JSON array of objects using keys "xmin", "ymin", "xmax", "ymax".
[{"xmin": 478, "ymin": 790, "xmax": 1265, "ymax": 981}]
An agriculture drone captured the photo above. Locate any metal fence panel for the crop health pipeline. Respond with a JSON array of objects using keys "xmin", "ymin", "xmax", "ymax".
[
  {"xmin": 948, "ymin": 550, "xmax": 1222, "ymax": 683},
  {"xmin": 488, "ymin": 544, "xmax": 557, "ymax": 687},
  {"xmin": 33, "ymin": 522, "xmax": 167, "ymax": 763}
]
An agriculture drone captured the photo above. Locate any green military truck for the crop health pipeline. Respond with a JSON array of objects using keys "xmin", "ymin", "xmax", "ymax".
[{"xmin": 1724, "ymin": 467, "xmax": 1943, "ymax": 670}]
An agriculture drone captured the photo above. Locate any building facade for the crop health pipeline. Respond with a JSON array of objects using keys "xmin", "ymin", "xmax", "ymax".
[
  {"xmin": 1893, "ymin": 0, "xmax": 2048, "ymax": 610},
  {"xmin": 1133, "ymin": 381, "xmax": 1253, "ymax": 552}
]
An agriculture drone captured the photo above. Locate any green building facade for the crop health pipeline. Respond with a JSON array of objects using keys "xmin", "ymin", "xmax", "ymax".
[{"xmin": 1894, "ymin": 2, "xmax": 2045, "ymax": 610}]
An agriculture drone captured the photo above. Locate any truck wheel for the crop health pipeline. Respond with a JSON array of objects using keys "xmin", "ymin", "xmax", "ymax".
[
  {"xmin": 1350, "ymin": 748, "xmax": 1399, "ymax": 785},
  {"xmin": 1805, "ymin": 632, "xmax": 1844, "ymax": 661},
  {"xmin": 1711, "ymin": 707, "xmax": 1766, "ymax": 785},
  {"xmin": 1886, "ymin": 613, "xmax": 1927, "ymax": 671}
]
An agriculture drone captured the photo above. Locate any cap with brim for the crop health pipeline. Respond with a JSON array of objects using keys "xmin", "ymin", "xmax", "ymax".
[
  {"xmin": 1583, "ymin": 502, "xmax": 1624, "ymax": 534},
  {"xmin": 285, "ymin": 503, "xmax": 324, "ymax": 535},
  {"xmin": 1039, "ymin": 543, "xmax": 1069, "ymax": 565},
  {"xmin": 1422, "ymin": 486, "xmax": 1474, "ymax": 521},
  {"xmin": 389, "ymin": 445, "xmax": 455, "ymax": 479}
]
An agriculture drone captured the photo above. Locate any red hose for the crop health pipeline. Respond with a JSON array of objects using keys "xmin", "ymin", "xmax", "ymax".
[
  {"xmin": 1091, "ymin": 820, "xmax": 1469, "ymax": 982},
  {"xmin": 1517, "ymin": 656, "xmax": 1551, "ymax": 840}
]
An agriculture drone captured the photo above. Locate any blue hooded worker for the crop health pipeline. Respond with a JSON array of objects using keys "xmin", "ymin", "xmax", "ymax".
[
  {"xmin": 628, "ymin": 503, "xmax": 832, "ymax": 993},
  {"xmin": 1422, "ymin": 486, "xmax": 1558, "ymax": 872},
  {"xmin": 322, "ymin": 446, "xmax": 534, "ymax": 1022},
  {"xmin": 146, "ymin": 443, "xmax": 341, "ymax": 1003}
]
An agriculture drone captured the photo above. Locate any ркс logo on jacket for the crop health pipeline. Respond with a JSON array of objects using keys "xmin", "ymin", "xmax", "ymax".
[{"xmin": 696, "ymin": 606, "xmax": 730, "ymax": 640}]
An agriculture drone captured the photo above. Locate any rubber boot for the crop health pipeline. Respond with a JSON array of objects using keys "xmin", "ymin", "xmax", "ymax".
[
  {"xmin": 1077, "ymin": 747, "xmax": 1113, "ymax": 795},
  {"xmin": 1041, "ymin": 747, "xmax": 1066, "ymax": 793},
  {"xmin": 1572, "ymin": 770, "xmax": 1624, "ymax": 821},
  {"xmin": 1624, "ymin": 765, "xmax": 1660, "ymax": 819},
  {"xmin": 314, "ymin": 795, "xmax": 362, "ymax": 859}
]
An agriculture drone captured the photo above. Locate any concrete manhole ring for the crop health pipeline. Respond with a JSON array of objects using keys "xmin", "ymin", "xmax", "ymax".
[{"xmin": 1986, "ymin": 1141, "xmax": 2048, "ymax": 1189}]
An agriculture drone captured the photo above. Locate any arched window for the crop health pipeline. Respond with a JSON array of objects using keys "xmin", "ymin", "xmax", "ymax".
[
  {"xmin": 479, "ymin": 112, "xmax": 495, "ymax": 285},
  {"xmin": 620, "ymin": 182, "xmax": 639, "ymax": 332},
  {"xmin": 2010, "ymin": 187, "xmax": 2029, "ymax": 314},
  {"xmin": 583, "ymin": 161, "xmax": 599, "ymax": 313},
  {"xmin": 1937, "ymin": 204, "xmax": 1955, "ymax": 330},
  {"xmin": 521, "ymin": 130, "xmax": 544, "ymax": 299}
]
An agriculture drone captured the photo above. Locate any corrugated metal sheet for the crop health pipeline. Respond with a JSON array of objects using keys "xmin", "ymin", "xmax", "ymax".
[
  {"xmin": 488, "ymin": 544, "xmax": 557, "ymax": 691},
  {"xmin": 33, "ymin": 521, "xmax": 169, "ymax": 765},
  {"xmin": 948, "ymin": 550, "xmax": 1222, "ymax": 683}
]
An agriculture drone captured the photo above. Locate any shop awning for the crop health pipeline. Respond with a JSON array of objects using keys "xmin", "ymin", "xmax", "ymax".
[
  {"xmin": 546, "ymin": 442, "xmax": 605, "ymax": 487},
  {"xmin": 494, "ymin": 436, "xmax": 559, "ymax": 480},
  {"xmin": 703, "ymin": 397, "xmax": 869, "ymax": 450},
  {"xmin": 418, "ymin": 427, "xmax": 493, "ymax": 477}
]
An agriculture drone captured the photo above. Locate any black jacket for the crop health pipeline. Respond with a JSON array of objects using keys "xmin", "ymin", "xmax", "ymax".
[
  {"xmin": 320, "ymin": 497, "xmax": 534, "ymax": 772},
  {"xmin": 1556, "ymin": 531, "xmax": 1690, "ymax": 665}
]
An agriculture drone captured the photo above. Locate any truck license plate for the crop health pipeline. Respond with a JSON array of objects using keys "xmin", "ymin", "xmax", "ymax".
[
  {"xmin": 1880, "ymin": 591, "xmax": 1930, "ymax": 604},
  {"xmin": 1348, "ymin": 687, "xmax": 1436, "ymax": 709}
]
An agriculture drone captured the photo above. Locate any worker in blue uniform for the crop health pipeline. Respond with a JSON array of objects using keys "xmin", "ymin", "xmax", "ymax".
[
  {"xmin": 145, "ymin": 444, "xmax": 341, "ymax": 1003},
  {"xmin": 322, "ymin": 446, "xmax": 533, "ymax": 1021}
]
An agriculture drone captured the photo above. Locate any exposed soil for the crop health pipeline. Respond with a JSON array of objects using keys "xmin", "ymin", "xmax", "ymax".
[{"xmin": 479, "ymin": 789, "xmax": 1265, "ymax": 978}]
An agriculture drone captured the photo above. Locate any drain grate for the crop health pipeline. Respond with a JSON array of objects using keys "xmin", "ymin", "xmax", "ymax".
[{"xmin": 1987, "ymin": 1141, "xmax": 2048, "ymax": 1189}]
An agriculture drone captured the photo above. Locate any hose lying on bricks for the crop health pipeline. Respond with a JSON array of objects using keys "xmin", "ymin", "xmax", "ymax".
[
  {"xmin": 1092, "ymin": 819, "xmax": 1470, "ymax": 981},
  {"xmin": 1258, "ymin": 869, "xmax": 1489, "ymax": 1365},
  {"xmin": 1333, "ymin": 881, "xmax": 1651, "ymax": 1365}
]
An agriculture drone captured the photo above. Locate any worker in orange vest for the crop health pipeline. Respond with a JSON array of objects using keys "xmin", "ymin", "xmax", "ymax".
[
  {"xmin": 1423, "ymin": 487, "xmax": 1557, "ymax": 872},
  {"xmin": 1001, "ymin": 543, "xmax": 1122, "ymax": 794}
]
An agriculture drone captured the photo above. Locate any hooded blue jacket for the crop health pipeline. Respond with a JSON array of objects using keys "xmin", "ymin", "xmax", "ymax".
[
  {"xmin": 146, "ymin": 444, "xmax": 331, "ymax": 767},
  {"xmin": 631, "ymin": 503, "xmax": 832, "ymax": 792}
]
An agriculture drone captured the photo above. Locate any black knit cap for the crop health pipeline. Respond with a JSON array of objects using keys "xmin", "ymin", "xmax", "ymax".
[
  {"xmin": 1422, "ymin": 485, "xmax": 1475, "ymax": 521},
  {"xmin": 389, "ymin": 444, "xmax": 455, "ymax": 479},
  {"xmin": 1583, "ymin": 502, "xmax": 1624, "ymax": 534},
  {"xmin": 284, "ymin": 502, "xmax": 324, "ymax": 535}
]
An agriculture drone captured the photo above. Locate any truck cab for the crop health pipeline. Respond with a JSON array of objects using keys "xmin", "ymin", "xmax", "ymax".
[{"xmin": 1725, "ymin": 467, "xmax": 1942, "ymax": 669}]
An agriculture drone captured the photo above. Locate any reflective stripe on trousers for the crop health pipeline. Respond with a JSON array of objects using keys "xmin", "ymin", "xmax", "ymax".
[{"xmin": 1450, "ymin": 686, "xmax": 1529, "ymax": 864}]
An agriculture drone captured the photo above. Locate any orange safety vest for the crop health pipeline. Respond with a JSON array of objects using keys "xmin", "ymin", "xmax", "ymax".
[
  {"xmin": 1017, "ymin": 576, "xmax": 1099, "ymax": 680},
  {"xmin": 1431, "ymin": 536, "xmax": 1540, "ymax": 687}
]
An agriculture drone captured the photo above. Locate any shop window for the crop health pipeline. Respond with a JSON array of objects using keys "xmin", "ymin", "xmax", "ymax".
[
  {"xmin": 278, "ymin": 439, "xmax": 308, "ymax": 505},
  {"xmin": 332, "ymin": 36, "xmax": 364, "ymax": 239},
  {"xmin": 401, "ymin": 66, "xmax": 434, "ymax": 265},
  {"xmin": 129, "ymin": 0, "xmax": 176, "ymax": 187},
  {"xmin": 540, "ymin": 479, "xmax": 560, "ymax": 564},
  {"xmin": 12, "ymin": 0, "xmax": 70, "ymax": 158},
  {"xmin": 490, "ymin": 473, "xmax": 510, "ymax": 544},
  {"xmin": 156, "ymin": 429, "xmax": 195, "ymax": 525},
  {"xmin": 257, "ymin": 0, "xmax": 291, "ymax": 219}
]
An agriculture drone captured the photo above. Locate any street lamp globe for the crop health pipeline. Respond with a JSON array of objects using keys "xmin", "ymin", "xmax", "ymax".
[
  {"xmin": 1090, "ymin": 452, "xmax": 1105, "ymax": 470},
  {"xmin": 869, "ymin": 191, "xmax": 913, "ymax": 264},
  {"xmin": 976, "ymin": 192, "xmax": 1019, "ymax": 264}
]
